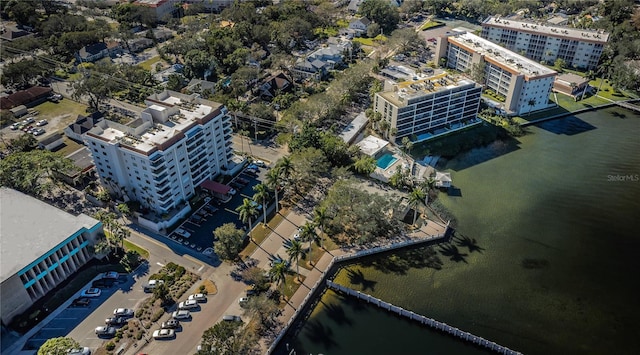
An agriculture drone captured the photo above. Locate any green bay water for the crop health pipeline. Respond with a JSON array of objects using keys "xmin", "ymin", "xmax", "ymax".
[{"xmin": 278, "ymin": 108, "xmax": 640, "ymax": 355}]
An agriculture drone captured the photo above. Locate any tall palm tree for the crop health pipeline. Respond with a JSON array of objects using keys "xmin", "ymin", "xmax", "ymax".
[
  {"xmin": 236, "ymin": 198, "xmax": 259, "ymax": 235},
  {"xmin": 401, "ymin": 136, "xmax": 413, "ymax": 160},
  {"xmin": 299, "ymin": 221, "xmax": 318, "ymax": 264},
  {"xmin": 266, "ymin": 167, "xmax": 282, "ymax": 212},
  {"xmin": 408, "ymin": 187, "xmax": 426, "ymax": 225},
  {"xmin": 313, "ymin": 206, "xmax": 329, "ymax": 249},
  {"xmin": 286, "ymin": 240, "xmax": 304, "ymax": 281},
  {"xmin": 252, "ymin": 183, "xmax": 270, "ymax": 225},
  {"xmin": 276, "ymin": 156, "xmax": 294, "ymax": 185},
  {"xmin": 269, "ymin": 260, "xmax": 289, "ymax": 293},
  {"xmin": 94, "ymin": 239, "xmax": 113, "ymax": 261}
]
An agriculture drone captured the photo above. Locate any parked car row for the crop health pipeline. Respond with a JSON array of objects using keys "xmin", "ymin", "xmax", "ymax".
[
  {"xmin": 94, "ymin": 308, "xmax": 134, "ymax": 338},
  {"xmin": 10, "ymin": 118, "xmax": 46, "ymax": 132}
]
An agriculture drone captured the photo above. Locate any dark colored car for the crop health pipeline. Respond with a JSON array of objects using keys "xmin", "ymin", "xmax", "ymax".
[
  {"xmin": 71, "ymin": 298, "xmax": 91, "ymax": 307},
  {"xmin": 105, "ymin": 317, "xmax": 127, "ymax": 326}
]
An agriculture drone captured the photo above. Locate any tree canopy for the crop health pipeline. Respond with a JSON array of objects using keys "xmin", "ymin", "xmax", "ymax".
[
  {"xmin": 213, "ymin": 223, "xmax": 245, "ymax": 261},
  {"xmin": 198, "ymin": 320, "xmax": 255, "ymax": 355},
  {"xmin": 0, "ymin": 150, "xmax": 77, "ymax": 196},
  {"xmin": 359, "ymin": 0, "xmax": 400, "ymax": 34},
  {"xmin": 37, "ymin": 337, "xmax": 79, "ymax": 355}
]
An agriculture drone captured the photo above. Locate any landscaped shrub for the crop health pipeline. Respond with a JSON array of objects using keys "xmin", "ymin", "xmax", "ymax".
[
  {"xmin": 105, "ymin": 342, "xmax": 116, "ymax": 351},
  {"xmin": 151, "ymin": 309, "xmax": 164, "ymax": 322},
  {"xmin": 136, "ymin": 331, "xmax": 143, "ymax": 340},
  {"xmin": 135, "ymin": 309, "xmax": 144, "ymax": 318}
]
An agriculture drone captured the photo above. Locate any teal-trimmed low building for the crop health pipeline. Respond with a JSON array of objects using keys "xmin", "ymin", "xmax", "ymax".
[{"xmin": 0, "ymin": 188, "xmax": 103, "ymax": 326}]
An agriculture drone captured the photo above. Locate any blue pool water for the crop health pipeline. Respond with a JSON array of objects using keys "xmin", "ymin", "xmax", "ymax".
[{"xmin": 376, "ymin": 153, "xmax": 397, "ymax": 169}]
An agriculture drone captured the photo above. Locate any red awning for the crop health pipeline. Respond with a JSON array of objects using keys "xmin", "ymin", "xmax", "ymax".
[{"xmin": 201, "ymin": 180, "xmax": 231, "ymax": 194}]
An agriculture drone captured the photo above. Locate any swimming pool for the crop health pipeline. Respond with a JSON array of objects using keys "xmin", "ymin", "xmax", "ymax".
[{"xmin": 376, "ymin": 153, "xmax": 397, "ymax": 169}]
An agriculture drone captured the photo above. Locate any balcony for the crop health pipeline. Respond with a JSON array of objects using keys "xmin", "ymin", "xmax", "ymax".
[
  {"xmin": 150, "ymin": 158, "xmax": 165, "ymax": 168},
  {"xmin": 154, "ymin": 172, "xmax": 169, "ymax": 184}
]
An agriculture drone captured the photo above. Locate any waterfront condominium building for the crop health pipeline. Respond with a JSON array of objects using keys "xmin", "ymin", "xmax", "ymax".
[
  {"xmin": 85, "ymin": 90, "xmax": 233, "ymax": 217},
  {"xmin": 373, "ymin": 72, "xmax": 482, "ymax": 143},
  {"xmin": 480, "ymin": 16, "xmax": 609, "ymax": 70},
  {"xmin": 0, "ymin": 187, "xmax": 103, "ymax": 326},
  {"xmin": 435, "ymin": 30, "xmax": 557, "ymax": 115}
]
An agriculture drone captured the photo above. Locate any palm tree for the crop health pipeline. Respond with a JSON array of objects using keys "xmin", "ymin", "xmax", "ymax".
[
  {"xmin": 401, "ymin": 136, "xmax": 413, "ymax": 160},
  {"xmin": 94, "ymin": 238, "xmax": 113, "ymax": 261},
  {"xmin": 527, "ymin": 98, "xmax": 537, "ymax": 116},
  {"xmin": 252, "ymin": 183, "xmax": 270, "ymax": 225},
  {"xmin": 286, "ymin": 240, "xmax": 304, "ymax": 281},
  {"xmin": 116, "ymin": 203, "xmax": 130, "ymax": 223},
  {"xmin": 299, "ymin": 221, "xmax": 318, "ymax": 264},
  {"xmin": 236, "ymin": 198, "xmax": 259, "ymax": 236},
  {"xmin": 408, "ymin": 187, "xmax": 426, "ymax": 225},
  {"xmin": 313, "ymin": 206, "xmax": 329, "ymax": 249},
  {"xmin": 276, "ymin": 156, "xmax": 294, "ymax": 184},
  {"xmin": 266, "ymin": 167, "xmax": 282, "ymax": 212},
  {"xmin": 269, "ymin": 260, "xmax": 289, "ymax": 293}
]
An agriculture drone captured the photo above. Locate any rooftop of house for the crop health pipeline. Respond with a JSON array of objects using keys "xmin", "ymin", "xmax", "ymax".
[
  {"xmin": 378, "ymin": 71, "xmax": 478, "ymax": 107},
  {"xmin": 448, "ymin": 30, "xmax": 557, "ymax": 78},
  {"xmin": 356, "ymin": 135, "xmax": 389, "ymax": 157},
  {"xmin": 0, "ymin": 187, "xmax": 101, "ymax": 283},
  {"xmin": 483, "ymin": 16, "xmax": 609, "ymax": 43},
  {"xmin": 87, "ymin": 90, "xmax": 224, "ymax": 154}
]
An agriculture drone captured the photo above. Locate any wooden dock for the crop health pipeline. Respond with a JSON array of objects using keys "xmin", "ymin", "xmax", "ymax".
[
  {"xmin": 327, "ymin": 281, "xmax": 523, "ymax": 355},
  {"xmin": 615, "ymin": 100, "xmax": 640, "ymax": 113}
]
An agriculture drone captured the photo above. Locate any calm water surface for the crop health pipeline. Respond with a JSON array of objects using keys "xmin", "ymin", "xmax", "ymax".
[{"xmin": 279, "ymin": 108, "xmax": 640, "ymax": 355}]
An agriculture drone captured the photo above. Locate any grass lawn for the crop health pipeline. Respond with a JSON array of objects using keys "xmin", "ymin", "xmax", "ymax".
[
  {"xmin": 198, "ymin": 279, "xmax": 218, "ymax": 295},
  {"xmin": 590, "ymin": 78, "xmax": 639, "ymax": 101},
  {"xmin": 315, "ymin": 26, "xmax": 339, "ymax": 37},
  {"xmin": 420, "ymin": 20, "xmax": 445, "ymax": 31},
  {"xmin": 353, "ymin": 34, "xmax": 387, "ymax": 46},
  {"xmin": 513, "ymin": 93, "xmax": 611, "ymax": 124},
  {"xmin": 124, "ymin": 239, "xmax": 150, "ymax": 259},
  {"xmin": 53, "ymin": 137, "xmax": 85, "ymax": 157},
  {"xmin": 281, "ymin": 273, "xmax": 304, "ymax": 300},
  {"xmin": 138, "ymin": 56, "xmax": 165, "ymax": 72},
  {"xmin": 336, "ymin": 19, "xmax": 349, "ymax": 28},
  {"xmin": 35, "ymin": 100, "xmax": 88, "ymax": 120}
]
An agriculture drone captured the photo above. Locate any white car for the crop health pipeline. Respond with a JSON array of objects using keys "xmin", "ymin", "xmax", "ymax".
[
  {"xmin": 152, "ymin": 328, "xmax": 175, "ymax": 339},
  {"xmin": 239, "ymin": 297, "xmax": 249, "ymax": 305},
  {"xmin": 113, "ymin": 308, "xmax": 134, "ymax": 317},
  {"xmin": 174, "ymin": 228, "xmax": 191, "ymax": 239},
  {"xmin": 179, "ymin": 299, "xmax": 198, "ymax": 309},
  {"xmin": 188, "ymin": 293, "xmax": 207, "ymax": 302},
  {"xmin": 80, "ymin": 288, "xmax": 101, "ymax": 298},
  {"xmin": 172, "ymin": 310, "xmax": 191, "ymax": 320},
  {"xmin": 143, "ymin": 279, "xmax": 164, "ymax": 292},
  {"xmin": 68, "ymin": 347, "xmax": 91, "ymax": 355},
  {"xmin": 36, "ymin": 119, "xmax": 48, "ymax": 126}
]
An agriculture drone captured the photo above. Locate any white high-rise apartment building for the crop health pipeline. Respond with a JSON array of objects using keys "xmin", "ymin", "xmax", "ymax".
[
  {"xmin": 435, "ymin": 30, "xmax": 557, "ymax": 115},
  {"xmin": 374, "ymin": 72, "xmax": 482, "ymax": 143},
  {"xmin": 85, "ymin": 90, "xmax": 233, "ymax": 216},
  {"xmin": 481, "ymin": 16, "xmax": 609, "ymax": 70}
]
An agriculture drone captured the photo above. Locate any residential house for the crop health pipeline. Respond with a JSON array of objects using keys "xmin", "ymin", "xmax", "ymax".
[
  {"xmin": 64, "ymin": 111, "xmax": 104, "ymax": 143},
  {"xmin": 553, "ymin": 73, "xmax": 590, "ymax": 98},
  {"xmin": 349, "ymin": 17, "xmax": 371, "ymax": 36},
  {"xmin": 0, "ymin": 86, "xmax": 52, "ymax": 110},
  {"xmin": 128, "ymin": 37, "xmax": 154, "ymax": 53},
  {"xmin": 77, "ymin": 41, "xmax": 121, "ymax": 63},
  {"xmin": 38, "ymin": 133, "xmax": 65, "ymax": 151},
  {"xmin": 257, "ymin": 72, "xmax": 292, "ymax": 100}
]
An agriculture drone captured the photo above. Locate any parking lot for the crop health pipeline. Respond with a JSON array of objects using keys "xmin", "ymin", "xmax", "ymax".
[
  {"xmin": 23, "ymin": 273, "xmax": 134, "ymax": 351},
  {"xmin": 166, "ymin": 165, "xmax": 272, "ymax": 254}
]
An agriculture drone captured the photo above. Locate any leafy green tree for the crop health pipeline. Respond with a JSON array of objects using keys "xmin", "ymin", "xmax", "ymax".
[
  {"xmin": 241, "ymin": 266, "xmax": 270, "ymax": 291},
  {"xmin": 37, "ymin": 337, "xmax": 80, "ymax": 355},
  {"xmin": 184, "ymin": 49, "xmax": 215, "ymax": 80},
  {"xmin": 213, "ymin": 223, "xmax": 245, "ymax": 261},
  {"xmin": 353, "ymin": 155, "xmax": 377, "ymax": 175},
  {"xmin": 153, "ymin": 283, "xmax": 172, "ymax": 306},
  {"xmin": 241, "ymin": 294, "xmax": 279, "ymax": 335},
  {"xmin": 252, "ymin": 183, "xmax": 270, "ymax": 225},
  {"xmin": 290, "ymin": 147, "xmax": 330, "ymax": 192},
  {"xmin": 236, "ymin": 198, "xmax": 259, "ymax": 234},
  {"xmin": 116, "ymin": 203, "xmax": 130, "ymax": 222},
  {"xmin": 359, "ymin": 0, "xmax": 400, "ymax": 34},
  {"xmin": 6, "ymin": 133, "xmax": 38, "ymax": 153},
  {"xmin": 120, "ymin": 250, "xmax": 141, "ymax": 272},
  {"xmin": 286, "ymin": 239, "xmax": 305, "ymax": 281},
  {"xmin": 199, "ymin": 320, "xmax": 255, "ymax": 355},
  {"xmin": 320, "ymin": 179, "xmax": 401, "ymax": 245},
  {"xmin": 388, "ymin": 28, "xmax": 423, "ymax": 54},
  {"xmin": 166, "ymin": 73, "xmax": 185, "ymax": 92},
  {"xmin": 0, "ymin": 150, "xmax": 77, "ymax": 196},
  {"xmin": 554, "ymin": 58, "xmax": 566, "ymax": 72},
  {"xmin": 71, "ymin": 72, "xmax": 118, "ymax": 111}
]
